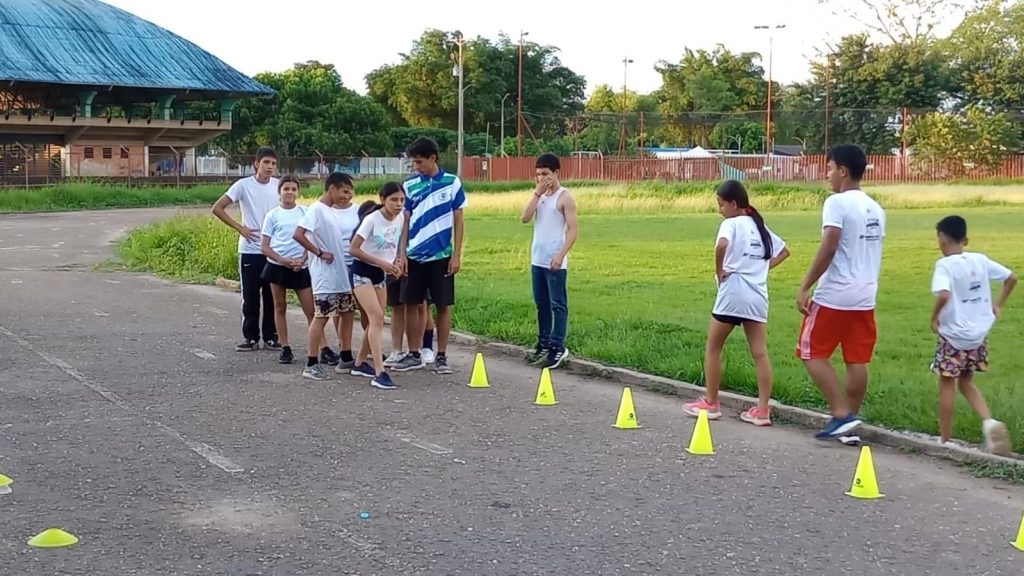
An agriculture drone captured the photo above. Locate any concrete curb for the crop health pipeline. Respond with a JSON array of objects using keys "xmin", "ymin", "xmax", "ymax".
[{"xmin": 213, "ymin": 276, "xmax": 1023, "ymax": 470}]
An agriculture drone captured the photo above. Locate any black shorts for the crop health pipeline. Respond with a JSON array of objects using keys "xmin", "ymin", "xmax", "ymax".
[
  {"xmin": 712, "ymin": 313, "xmax": 756, "ymax": 326},
  {"xmin": 402, "ymin": 257, "xmax": 454, "ymax": 306},
  {"xmin": 387, "ymin": 276, "xmax": 433, "ymax": 307},
  {"xmin": 261, "ymin": 262, "xmax": 312, "ymax": 291}
]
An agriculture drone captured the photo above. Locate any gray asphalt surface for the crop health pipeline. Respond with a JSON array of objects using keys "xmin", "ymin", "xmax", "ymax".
[{"xmin": 1, "ymin": 207, "xmax": 1023, "ymax": 575}]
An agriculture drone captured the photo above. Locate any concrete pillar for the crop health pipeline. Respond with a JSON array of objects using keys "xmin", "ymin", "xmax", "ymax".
[
  {"xmin": 78, "ymin": 90, "xmax": 98, "ymax": 118},
  {"xmin": 218, "ymin": 98, "xmax": 238, "ymax": 123},
  {"xmin": 156, "ymin": 95, "xmax": 176, "ymax": 120}
]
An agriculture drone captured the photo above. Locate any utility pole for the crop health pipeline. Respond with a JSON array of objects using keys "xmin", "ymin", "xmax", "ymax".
[
  {"xmin": 455, "ymin": 34, "xmax": 465, "ymax": 177},
  {"xmin": 517, "ymin": 30, "xmax": 529, "ymax": 156},
  {"xmin": 824, "ymin": 53, "xmax": 833, "ymax": 153},
  {"xmin": 500, "ymin": 93, "xmax": 510, "ymax": 157},
  {"xmin": 754, "ymin": 24, "xmax": 785, "ymax": 162},
  {"xmin": 619, "ymin": 56, "xmax": 633, "ymax": 156}
]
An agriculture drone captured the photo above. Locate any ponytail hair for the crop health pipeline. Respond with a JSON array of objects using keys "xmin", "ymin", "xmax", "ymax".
[{"xmin": 716, "ymin": 180, "xmax": 772, "ymax": 261}]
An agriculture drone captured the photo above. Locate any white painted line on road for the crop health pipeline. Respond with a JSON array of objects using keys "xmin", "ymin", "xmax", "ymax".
[
  {"xmin": 204, "ymin": 306, "xmax": 230, "ymax": 316},
  {"xmin": 103, "ymin": 279, "xmax": 121, "ymax": 284},
  {"xmin": 93, "ymin": 309, "xmax": 110, "ymax": 317},
  {"xmin": 10, "ymin": 280, "xmax": 22, "ymax": 284},
  {"xmin": 0, "ymin": 324, "xmax": 244, "ymax": 475},
  {"xmin": 0, "ymin": 245, "xmax": 41, "ymax": 251},
  {"xmin": 189, "ymin": 348, "xmax": 217, "ymax": 360},
  {"xmin": 396, "ymin": 432, "xmax": 453, "ymax": 455}
]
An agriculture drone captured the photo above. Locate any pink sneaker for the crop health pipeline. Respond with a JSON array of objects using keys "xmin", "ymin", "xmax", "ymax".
[
  {"xmin": 683, "ymin": 397, "xmax": 721, "ymax": 419},
  {"xmin": 740, "ymin": 406, "xmax": 772, "ymax": 426}
]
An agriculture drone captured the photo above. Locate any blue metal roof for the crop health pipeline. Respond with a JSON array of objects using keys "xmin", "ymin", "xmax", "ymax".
[{"xmin": 0, "ymin": 0, "xmax": 274, "ymax": 95}]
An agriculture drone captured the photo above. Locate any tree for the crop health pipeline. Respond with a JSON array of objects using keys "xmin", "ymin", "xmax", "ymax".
[
  {"xmin": 366, "ymin": 30, "xmax": 586, "ymax": 139},
  {"xmin": 218, "ymin": 61, "xmax": 391, "ymax": 159},
  {"xmin": 818, "ymin": 0, "xmax": 981, "ymax": 44},
  {"xmin": 905, "ymin": 105, "xmax": 1018, "ymax": 172},
  {"xmin": 946, "ymin": 0, "xmax": 1024, "ymax": 110}
]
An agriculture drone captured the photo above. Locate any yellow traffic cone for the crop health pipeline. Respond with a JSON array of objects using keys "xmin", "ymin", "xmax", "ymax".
[
  {"xmin": 1011, "ymin": 512, "xmax": 1024, "ymax": 552},
  {"xmin": 468, "ymin": 352, "xmax": 490, "ymax": 388},
  {"xmin": 845, "ymin": 445, "xmax": 884, "ymax": 499},
  {"xmin": 534, "ymin": 368, "xmax": 558, "ymax": 406},
  {"xmin": 685, "ymin": 409, "xmax": 715, "ymax": 455},
  {"xmin": 612, "ymin": 387, "xmax": 641, "ymax": 429},
  {"xmin": 0, "ymin": 472, "xmax": 11, "ymax": 495},
  {"xmin": 27, "ymin": 528, "xmax": 79, "ymax": 548}
]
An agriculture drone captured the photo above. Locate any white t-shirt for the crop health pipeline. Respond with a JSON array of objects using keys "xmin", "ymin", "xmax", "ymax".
[
  {"xmin": 932, "ymin": 252, "xmax": 1013, "ymax": 350},
  {"xmin": 811, "ymin": 190, "xmax": 886, "ymax": 310},
  {"xmin": 334, "ymin": 204, "xmax": 360, "ymax": 267},
  {"xmin": 298, "ymin": 200, "xmax": 351, "ymax": 295},
  {"xmin": 261, "ymin": 205, "xmax": 307, "ymax": 263},
  {"xmin": 353, "ymin": 209, "xmax": 405, "ymax": 267},
  {"xmin": 712, "ymin": 215, "xmax": 786, "ymax": 323},
  {"xmin": 224, "ymin": 176, "xmax": 280, "ymax": 255}
]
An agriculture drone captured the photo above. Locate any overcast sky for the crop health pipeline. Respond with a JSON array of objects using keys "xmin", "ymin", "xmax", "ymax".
[{"xmin": 103, "ymin": 0, "xmax": 966, "ymax": 96}]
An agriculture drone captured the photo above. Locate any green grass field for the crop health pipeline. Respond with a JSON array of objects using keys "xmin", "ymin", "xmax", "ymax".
[{"xmin": 114, "ymin": 181, "xmax": 1024, "ymax": 451}]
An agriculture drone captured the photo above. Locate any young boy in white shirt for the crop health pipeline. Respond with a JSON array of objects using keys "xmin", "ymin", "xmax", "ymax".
[{"xmin": 930, "ymin": 215, "xmax": 1016, "ymax": 456}]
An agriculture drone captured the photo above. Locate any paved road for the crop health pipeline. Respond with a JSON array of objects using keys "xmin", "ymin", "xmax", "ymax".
[{"xmin": 1, "ymin": 208, "xmax": 1022, "ymax": 575}]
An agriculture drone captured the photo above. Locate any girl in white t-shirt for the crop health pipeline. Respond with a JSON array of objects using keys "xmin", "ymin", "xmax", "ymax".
[
  {"xmin": 683, "ymin": 180, "xmax": 790, "ymax": 427},
  {"xmin": 349, "ymin": 182, "xmax": 407, "ymax": 390}
]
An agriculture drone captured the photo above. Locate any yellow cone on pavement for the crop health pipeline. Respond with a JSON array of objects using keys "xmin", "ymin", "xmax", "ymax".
[
  {"xmin": 468, "ymin": 352, "xmax": 490, "ymax": 388},
  {"xmin": 27, "ymin": 528, "xmax": 79, "ymax": 548},
  {"xmin": 534, "ymin": 368, "xmax": 558, "ymax": 406},
  {"xmin": 1011, "ymin": 512, "xmax": 1024, "ymax": 552},
  {"xmin": 685, "ymin": 408, "xmax": 715, "ymax": 455},
  {"xmin": 612, "ymin": 387, "xmax": 641, "ymax": 429},
  {"xmin": 845, "ymin": 445, "xmax": 884, "ymax": 499}
]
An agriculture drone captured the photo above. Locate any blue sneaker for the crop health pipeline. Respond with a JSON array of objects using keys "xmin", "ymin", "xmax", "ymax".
[
  {"xmin": 371, "ymin": 372, "xmax": 397, "ymax": 390},
  {"xmin": 815, "ymin": 413, "xmax": 862, "ymax": 440},
  {"xmin": 349, "ymin": 362, "xmax": 375, "ymax": 378}
]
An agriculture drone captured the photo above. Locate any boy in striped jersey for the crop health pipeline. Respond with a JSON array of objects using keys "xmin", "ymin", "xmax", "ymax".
[{"xmin": 399, "ymin": 137, "xmax": 467, "ymax": 375}]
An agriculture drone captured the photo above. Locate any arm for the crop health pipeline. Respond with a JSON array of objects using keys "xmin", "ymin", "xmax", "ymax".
[
  {"xmin": 994, "ymin": 273, "xmax": 1017, "ymax": 318},
  {"xmin": 293, "ymin": 226, "xmax": 332, "ymax": 264},
  {"xmin": 448, "ymin": 208, "xmax": 464, "ymax": 276},
  {"xmin": 261, "ymin": 235, "xmax": 290, "ymax": 267},
  {"xmin": 931, "ymin": 291, "xmax": 951, "ymax": 333},
  {"xmin": 212, "ymin": 194, "xmax": 259, "ymax": 243},
  {"xmin": 350, "ymin": 234, "xmax": 399, "ymax": 275},
  {"xmin": 715, "ymin": 238, "xmax": 729, "ymax": 283},
  {"xmin": 550, "ymin": 192, "xmax": 578, "ymax": 270},
  {"xmin": 520, "ymin": 177, "xmax": 551, "ymax": 223},
  {"xmin": 796, "ymin": 226, "xmax": 841, "ymax": 314},
  {"xmin": 770, "ymin": 247, "xmax": 790, "ymax": 270},
  {"xmin": 399, "ymin": 209, "xmax": 411, "ymax": 275}
]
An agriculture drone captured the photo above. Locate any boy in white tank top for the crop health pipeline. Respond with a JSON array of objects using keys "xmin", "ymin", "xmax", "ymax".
[{"xmin": 520, "ymin": 154, "xmax": 578, "ymax": 370}]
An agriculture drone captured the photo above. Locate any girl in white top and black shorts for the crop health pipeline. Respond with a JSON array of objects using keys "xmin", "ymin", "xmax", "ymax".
[
  {"xmin": 683, "ymin": 180, "xmax": 790, "ymax": 427},
  {"xmin": 349, "ymin": 182, "xmax": 406, "ymax": 391}
]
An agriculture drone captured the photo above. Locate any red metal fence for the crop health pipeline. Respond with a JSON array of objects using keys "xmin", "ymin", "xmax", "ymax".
[{"xmin": 461, "ymin": 154, "xmax": 1024, "ymax": 184}]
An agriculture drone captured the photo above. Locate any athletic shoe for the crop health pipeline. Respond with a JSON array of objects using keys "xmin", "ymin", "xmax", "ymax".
[
  {"xmin": 837, "ymin": 434, "xmax": 862, "ymax": 447},
  {"xmin": 264, "ymin": 340, "xmax": 283, "ymax": 351},
  {"xmin": 335, "ymin": 358, "xmax": 356, "ymax": 373},
  {"xmin": 421, "ymin": 348, "xmax": 436, "ymax": 364},
  {"xmin": 371, "ymin": 372, "xmax": 397, "ymax": 390},
  {"xmin": 526, "ymin": 344, "xmax": 547, "ymax": 364},
  {"xmin": 983, "ymin": 420, "xmax": 1012, "ymax": 457},
  {"xmin": 235, "ymin": 339, "xmax": 258, "ymax": 352},
  {"xmin": 278, "ymin": 346, "xmax": 294, "ymax": 364},
  {"xmin": 349, "ymin": 362, "xmax": 376, "ymax": 378},
  {"xmin": 392, "ymin": 353, "xmax": 425, "ymax": 372},
  {"xmin": 740, "ymin": 406, "xmax": 772, "ymax": 426},
  {"xmin": 814, "ymin": 413, "xmax": 862, "ymax": 440},
  {"xmin": 384, "ymin": 350, "xmax": 405, "ymax": 368},
  {"xmin": 541, "ymin": 347, "xmax": 569, "ymax": 369},
  {"xmin": 433, "ymin": 354, "xmax": 453, "ymax": 375},
  {"xmin": 320, "ymin": 347, "xmax": 340, "ymax": 367},
  {"xmin": 682, "ymin": 397, "xmax": 722, "ymax": 420},
  {"xmin": 302, "ymin": 363, "xmax": 328, "ymax": 381}
]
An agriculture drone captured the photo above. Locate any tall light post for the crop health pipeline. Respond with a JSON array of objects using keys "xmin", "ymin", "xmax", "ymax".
[
  {"xmin": 454, "ymin": 34, "xmax": 465, "ymax": 177},
  {"xmin": 754, "ymin": 24, "xmax": 785, "ymax": 159},
  {"xmin": 517, "ymin": 30, "xmax": 529, "ymax": 156},
  {"xmin": 500, "ymin": 93, "xmax": 510, "ymax": 157},
  {"xmin": 619, "ymin": 56, "xmax": 633, "ymax": 156}
]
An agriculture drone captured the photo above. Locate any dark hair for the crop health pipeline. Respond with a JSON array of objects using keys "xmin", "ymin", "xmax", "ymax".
[
  {"xmin": 936, "ymin": 215, "xmax": 968, "ymax": 243},
  {"xmin": 536, "ymin": 153, "xmax": 560, "ymax": 171},
  {"xmin": 353, "ymin": 182, "xmax": 405, "ymax": 236},
  {"xmin": 325, "ymin": 171, "xmax": 354, "ymax": 191},
  {"xmin": 717, "ymin": 179, "xmax": 772, "ymax": 260},
  {"xmin": 278, "ymin": 174, "xmax": 300, "ymax": 193},
  {"xmin": 827, "ymin": 144, "xmax": 868, "ymax": 180},
  {"xmin": 406, "ymin": 137, "xmax": 439, "ymax": 160},
  {"xmin": 255, "ymin": 147, "xmax": 278, "ymax": 162}
]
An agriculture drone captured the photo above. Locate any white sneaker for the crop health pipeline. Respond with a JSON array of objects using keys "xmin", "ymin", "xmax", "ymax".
[
  {"xmin": 384, "ymin": 350, "xmax": 404, "ymax": 368},
  {"xmin": 983, "ymin": 420, "xmax": 1012, "ymax": 457},
  {"xmin": 421, "ymin": 348, "xmax": 436, "ymax": 364}
]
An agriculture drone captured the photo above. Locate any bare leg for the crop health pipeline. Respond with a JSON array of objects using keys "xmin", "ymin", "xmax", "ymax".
[
  {"xmin": 307, "ymin": 317, "xmax": 328, "ymax": 362},
  {"xmin": 938, "ymin": 375, "xmax": 957, "ymax": 443},
  {"xmin": 405, "ymin": 302, "xmax": 424, "ymax": 354},
  {"xmin": 702, "ymin": 318, "xmax": 735, "ymax": 404},
  {"xmin": 435, "ymin": 304, "xmax": 452, "ymax": 355},
  {"xmin": 296, "ymin": 288, "xmax": 314, "ymax": 325},
  {"xmin": 354, "ymin": 284, "xmax": 387, "ymax": 377},
  {"xmin": 391, "ymin": 305, "xmax": 406, "ymax": 352},
  {"xmin": 956, "ymin": 372, "xmax": 992, "ymax": 420},
  {"xmin": 270, "ymin": 284, "xmax": 289, "ymax": 347},
  {"xmin": 743, "ymin": 321, "xmax": 772, "ymax": 410},
  {"xmin": 845, "ymin": 363, "xmax": 869, "ymax": 414},
  {"xmin": 339, "ymin": 311, "xmax": 354, "ymax": 356},
  {"xmin": 803, "ymin": 359, "xmax": 849, "ymax": 418}
]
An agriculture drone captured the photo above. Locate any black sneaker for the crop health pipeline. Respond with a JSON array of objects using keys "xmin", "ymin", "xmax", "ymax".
[
  {"xmin": 320, "ymin": 347, "xmax": 340, "ymax": 366},
  {"xmin": 433, "ymin": 354, "xmax": 453, "ymax": 375},
  {"xmin": 264, "ymin": 339, "xmax": 283, "ymax": 351},
  {"xmin": 278, "ymin": 346, "xmax": 294, "ymax": 364},
  {"xmin": 541, "ymin": 347, "xmax": 569, "ymax": 369},
  {"xmin": 235, "ymin": 339, "xmax": 258, "ymax": 352},
  {"xmin": 527, "ymin": 344, "xmax": 548, "ymax": 365}
]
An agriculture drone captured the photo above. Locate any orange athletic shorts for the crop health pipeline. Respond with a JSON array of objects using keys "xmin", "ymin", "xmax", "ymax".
[{"xmin": 795, "ymin": 302, "xmax": 877, "ymax": 364}]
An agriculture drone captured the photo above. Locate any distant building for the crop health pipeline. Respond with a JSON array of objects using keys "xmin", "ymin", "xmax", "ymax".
[{"xmin": 0, "ymin": 0, "xmax": 273, "ymax": 182}]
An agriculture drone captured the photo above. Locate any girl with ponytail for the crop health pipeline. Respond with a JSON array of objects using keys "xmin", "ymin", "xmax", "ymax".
[{"xmin": 682, "ymin": 180, "xmax": 790, "ymax": 427}]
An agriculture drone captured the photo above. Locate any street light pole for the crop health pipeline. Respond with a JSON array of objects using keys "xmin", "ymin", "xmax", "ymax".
[
  {"xmin": 754, "ymin": 24, "xmax": 785, "ymax": 160},
  {"xmin": 517, "ymin": 30, "xmax": 529, "ymax": 156},
  {"xmin": 619, "ymin": 56, "xmax": 633, "ymax": 156},
  {"xmin": 500, "ymin": 93, "xmax": 510, "ymax": 157},
  {"xmin": 455, "ymin": 34, "xmax": 465, "ymax": 177}
]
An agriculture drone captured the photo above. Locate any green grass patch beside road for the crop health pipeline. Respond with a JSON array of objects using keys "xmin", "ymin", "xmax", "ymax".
[{"xmin": 116, "ymin": 182, "xmax": 1024, "ymax": 451}]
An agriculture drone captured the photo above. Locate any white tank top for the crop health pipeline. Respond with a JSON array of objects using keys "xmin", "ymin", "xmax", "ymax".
[{"xmin": 531, "ymin": 187, "xmax": 568, "ymax": 270}]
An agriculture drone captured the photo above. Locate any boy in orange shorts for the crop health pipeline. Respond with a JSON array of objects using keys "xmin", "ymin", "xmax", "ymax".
[{"xmin": 796, "ymin": 144, "xmax": 886, "ymax": 444}]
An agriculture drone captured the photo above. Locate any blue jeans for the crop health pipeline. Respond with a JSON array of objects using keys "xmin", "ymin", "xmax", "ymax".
[{"xmin": 531, "ymin": 265, "xmax": 568, "ymax": 349}]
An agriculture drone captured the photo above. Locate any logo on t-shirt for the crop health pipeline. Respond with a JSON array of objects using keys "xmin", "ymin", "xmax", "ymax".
[{"xmin": 861, "ymin": 216, "xmax": 882, "ymax": 241}]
